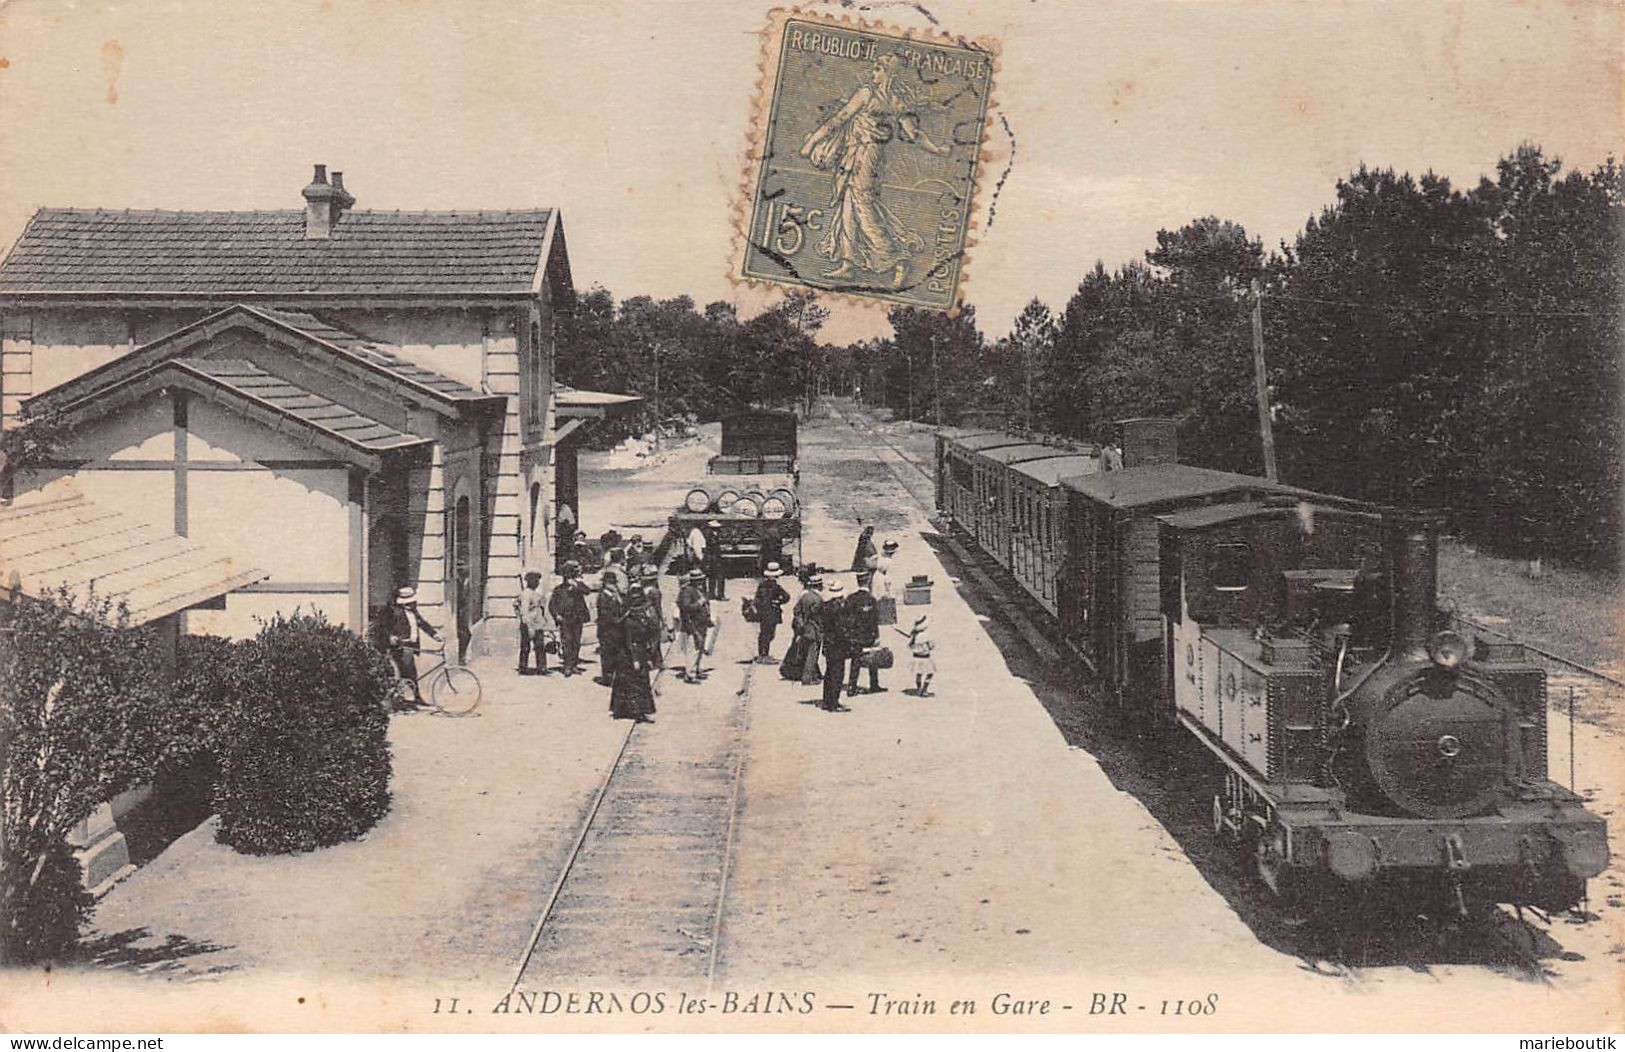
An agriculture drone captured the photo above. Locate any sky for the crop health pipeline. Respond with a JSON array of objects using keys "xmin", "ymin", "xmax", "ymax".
[{"xmin": 0, "ymin": 0, "xmax": 1619, "ymax": 345}]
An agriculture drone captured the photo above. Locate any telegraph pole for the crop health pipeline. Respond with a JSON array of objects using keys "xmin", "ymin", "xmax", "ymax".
[
  {"xmin": 1250, "ymin": 280, "xmax": 1279, "ymax": 482},
  {"xmin": 930, "ymin": 333, "xmax": 942, "ymax": 426}
]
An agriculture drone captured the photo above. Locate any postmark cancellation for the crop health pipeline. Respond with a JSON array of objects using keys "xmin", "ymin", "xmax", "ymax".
[{"xmin": 739, "ymin": 10, "xmax": 998, "ymax": 312}]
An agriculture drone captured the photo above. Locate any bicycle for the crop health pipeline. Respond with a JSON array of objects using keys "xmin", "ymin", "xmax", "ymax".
[{"xmin": 389, "ymin": 645, "xmax": 483, "ymax": 717}]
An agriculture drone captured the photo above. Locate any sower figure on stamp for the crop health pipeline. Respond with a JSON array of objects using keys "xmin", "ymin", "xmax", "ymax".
[
  {"xmin": 816, "ymin": 579, "xmax": 850, "ymax": 712},
  {"xmin": 514, "ymin": 569, "xmax": 554, "ymax": 676},
  {"xmin": 752, "ymin": 562, "xmax": 791, "ymax": 664},
  {"xmin": 844, "ymin": 573, "xmax": 884, "ymax": 696},
  {"xmin": 799, "ymin": 52, "xmax": 951, "ymax": 288},
  {"xmin": 781, "ymin": 573, "xmax": 825, "ymax": 684},
  {"xmin": 549, "ymin": 561, "xmax": 591, "ymax": 677}
]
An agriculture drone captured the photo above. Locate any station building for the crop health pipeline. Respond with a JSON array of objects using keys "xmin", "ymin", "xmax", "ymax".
[{"xmin": 0, "ymin": 166, "xmax": 590, "ymax": 653}]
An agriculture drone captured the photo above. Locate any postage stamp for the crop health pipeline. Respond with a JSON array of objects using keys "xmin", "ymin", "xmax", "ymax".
[{"xmin": 739, "ymin": 10, "xmax": 998, "ymax": 312}]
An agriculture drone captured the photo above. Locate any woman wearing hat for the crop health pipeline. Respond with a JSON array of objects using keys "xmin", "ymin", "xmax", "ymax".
[
  {"xmin": 751, "ymin": 563, "xmax": 791, "ymax": 664},
  {"xmin": 611, "ymin": 587, "xmax": 659, "ymax": 723},
  {"xmin": 781, "ymin": 574, "xmax": 825, "ymax": 684},
  {"xmin": 874, "ymin": 538, "xmax": 900, "ymax": 625},
  {"xmin": 851, "ymin": 525, "xmax": 878, "ymax": 573},
  {"xmin": 674, "ymin": 567, "xmax": 714, "ymax": 682},
  {"xmin": 894, "ymin": 612, "xmax": 936, "ymax": 697}
]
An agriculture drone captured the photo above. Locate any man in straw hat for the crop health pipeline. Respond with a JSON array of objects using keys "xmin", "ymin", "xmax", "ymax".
[
  {"xmin": 384, "ymin": 586, "xmax": 441, "ymax": 708},
  {"xmin": 702, "ymin": 519, "xmax": 726, "ymax": 600},
  {"xmin": 751, "ymin": 562, "xmax": 791, "ymax": 664},
  {"xmin": 514, "ymin": 569, "xmax": 554, "ymax": 676},
  {"xmin": 675, "ymin": 566, "xmax": 714, "ymax": 683},
  {"xmin": 816, "ymin": 579, "xmax": 851, "ymax": 711}
]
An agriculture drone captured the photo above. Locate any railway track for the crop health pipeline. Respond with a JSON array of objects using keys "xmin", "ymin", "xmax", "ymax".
[
  {"xmin": 507, "ymin": 611, "xmax": 755, "ymax": 990},
  {"xmin": 836, "ymin": 404, "xmax": 1564, "ymax": 985}
]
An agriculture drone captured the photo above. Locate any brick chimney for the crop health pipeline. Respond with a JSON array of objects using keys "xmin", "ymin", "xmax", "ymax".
[
  {"xmin": 301, "ymin": 164, "xmax": 355, "ymax": 240},
  {"xmin": 1117, "ymin": 417, "xmax": 1178, "ymax": 468}
]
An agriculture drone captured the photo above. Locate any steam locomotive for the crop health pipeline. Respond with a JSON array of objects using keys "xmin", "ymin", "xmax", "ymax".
[{"xmin": 934, "ymin": 419, "xmax": 1608, "ymax": 912}]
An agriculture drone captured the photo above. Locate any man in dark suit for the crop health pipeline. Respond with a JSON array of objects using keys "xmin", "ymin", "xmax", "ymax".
[
  {"xmin": 752, "ymin": 562, "xmax": 791, "ymax": 663},
  {"xmin": 844, "ymin": 573, "xmax": 883, "ymax": 696},
  {"xmin": 816, "ymin": 580, "xmax": 850, "ymax": 712},
  {"xmin": 594, "ymin": 573, "xmax": 626, "ymax": 686},
  {"xmin": 549, "ymin": 561, "xmax": 592, "ymax": 676}
]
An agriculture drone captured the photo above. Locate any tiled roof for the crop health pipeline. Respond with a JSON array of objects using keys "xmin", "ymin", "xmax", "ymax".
[
  {"xmin": 251, "ymin": 307, "xmax": 488, "ymax": 401},
  {"xmin": 0, "ymin": 208, "xmax": 554, "ymax": 296},
  {"xmin": 0, "ymin": 493, "xmax": 267, "ymax": 625},
  {"xmin": 178, "ymin": 359, "xmax": 429, "ymax": 453}
]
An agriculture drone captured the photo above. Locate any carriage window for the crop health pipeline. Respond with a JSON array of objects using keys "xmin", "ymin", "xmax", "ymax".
[{"xmin": 1210, "ymin": 543, "xmax": 1251, "ymax": 592}]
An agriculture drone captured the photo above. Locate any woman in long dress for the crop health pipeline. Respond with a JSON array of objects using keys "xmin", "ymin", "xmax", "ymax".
[
  {"xmin": 799, "ymin": 53, "xmax": 951, "ymax": 286},
  {"xmin": 610, "ymin": 588, "xmax": 658, "ymax": 722},
  {"xmin": 851, "ymin": 525, "xmax": 877, "ymax": 573},
  {"xmin": 780, "ymin": 574, "xmax": 825, "ymax": 684}
]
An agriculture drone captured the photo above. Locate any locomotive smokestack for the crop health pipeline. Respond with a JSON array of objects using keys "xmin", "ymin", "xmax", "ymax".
[{"xmin": 1386, "ymin": 512, "xmax": 1442, "ymax": 659}]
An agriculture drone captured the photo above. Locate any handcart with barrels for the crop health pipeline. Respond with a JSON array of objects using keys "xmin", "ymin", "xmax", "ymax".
[{"xmin": 663, "ymin": 409, "xmax": 802, "ymax": 577}]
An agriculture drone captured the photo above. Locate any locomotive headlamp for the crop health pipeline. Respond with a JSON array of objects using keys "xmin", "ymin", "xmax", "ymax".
[{"xmin": 1427, "ymin": 630, "xmax": 1469, "ymax": 669}]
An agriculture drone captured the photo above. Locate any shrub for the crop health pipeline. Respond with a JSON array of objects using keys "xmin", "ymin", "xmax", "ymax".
[
  {"xmin": 0, "ymin": 588, "xmax": 166, "ymax": 964},
  {"xmin": 214, "ymin": 612, "xmax": 394, "ymax": 854}
]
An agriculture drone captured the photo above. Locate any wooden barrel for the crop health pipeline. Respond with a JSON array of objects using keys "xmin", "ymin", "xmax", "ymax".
[
  {"xmin": 684, "ymin": 487, "xmax": 712, "ymax": 513},
  {"xmin": 732, "ymin": 493, "xmax": 762, "ymax": 518},
  {"xmin": 767, "ymin": 486, "xmax": 798, "ymax": 515},
  {"xmin": 715, "ymin": 488, "xmax": 741, "ymax": 513}
]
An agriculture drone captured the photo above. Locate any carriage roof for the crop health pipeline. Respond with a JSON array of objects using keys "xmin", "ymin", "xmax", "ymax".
[
  {"xmin": 1011, "ymin": 454, "xmax": 1101, "ymax": 486},
  {"xmin": 1061, "ymin": 463, "xmax": 1315, "ymax": 510},
  {"xmin": 948, "ymin": 432, "xmax": 1030, "ymax": 452},
  {"xmin": 974, "ymin": 442, "xmax": 1071, "ymax": 465}
]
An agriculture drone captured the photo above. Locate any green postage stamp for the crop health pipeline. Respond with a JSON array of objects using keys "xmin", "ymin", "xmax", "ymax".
[{"xmin": 740, "ymin": 11, "xmax": 998, "ymax": 312}]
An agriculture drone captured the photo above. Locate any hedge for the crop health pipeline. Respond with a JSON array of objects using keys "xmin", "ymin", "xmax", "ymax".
[{"xmin": 213, "ymin": 612, "xmax": 394, "ymax": 855}]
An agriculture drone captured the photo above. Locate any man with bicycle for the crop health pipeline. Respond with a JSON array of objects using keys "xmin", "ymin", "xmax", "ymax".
[{"xmin": 385, "ymin": 586, "xmax": 441, "ymax": 709}]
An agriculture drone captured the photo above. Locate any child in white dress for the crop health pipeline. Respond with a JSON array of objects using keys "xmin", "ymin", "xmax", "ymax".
[{"xmin": 894, "ymin": 613, "xmax": 936, "ymax": 697}]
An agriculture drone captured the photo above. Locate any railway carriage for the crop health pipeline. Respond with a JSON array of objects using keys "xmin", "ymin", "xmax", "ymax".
[
  {"xmin": 1007, "ymin": 452, "xmax": 1099, "ymax": 615},
  {"xmin": 935, "ymin": 431, "xmax": 1025, "ymax": 543},
  {"xmin": 1059, "ymin": 463, "xmax": 1327, "ymax": 707}
]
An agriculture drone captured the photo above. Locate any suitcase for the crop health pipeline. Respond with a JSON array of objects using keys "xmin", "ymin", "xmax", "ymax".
[{"xmin": 858, "ymin": 646, "xmax": 894, "ymax": 670}]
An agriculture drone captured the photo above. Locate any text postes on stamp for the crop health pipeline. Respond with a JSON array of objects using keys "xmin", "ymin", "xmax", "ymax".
[{"xmin": 741, "ymin": 13, "xmax": 996, "ymax": 312}]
